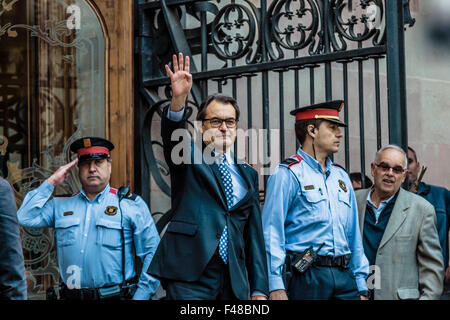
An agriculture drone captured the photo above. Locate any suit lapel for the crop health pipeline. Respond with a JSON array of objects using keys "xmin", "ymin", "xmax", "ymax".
[
  {"xmin": 378, "ymin": 188, "xmax": 409, "ymax": 250},
  {"xmin": 206, "ymin": 152, "xmax": 255, "ymax": 210},
  {"xmin": 357, "ymin": 189, "xmax": 371, "ymax": 235},
  {"xmin": 236, "ymin": 160, "xmax": 254, "ymax": 192}
]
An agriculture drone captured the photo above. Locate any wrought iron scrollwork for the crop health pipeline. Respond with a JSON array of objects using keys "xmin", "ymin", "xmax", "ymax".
[
  {"xmin": 330, "ymin": 0, "xmax": 384, "ymax": 50},
  {"xmin": 266, "ymin": 0, "xmax": 320, "ymax": 59},
  {"xmin": 211, "ymin": 2, "xmax": 257, "ymax": 62},
  {"xmin": 137, "ymin": 0, "xmax": 416, "ymax": 235},
  {"xmin": 141, "ymin": 93, "xmax": 197, "ymax": 198}
]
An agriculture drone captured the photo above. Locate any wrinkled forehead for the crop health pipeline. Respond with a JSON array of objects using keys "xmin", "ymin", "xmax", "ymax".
[{"xmin": 376, "ymin": 148, "xmax": 406, "ymax": 167}]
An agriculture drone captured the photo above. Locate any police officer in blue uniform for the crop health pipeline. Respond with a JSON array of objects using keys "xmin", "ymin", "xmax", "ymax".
[
  {"xmin": 17, "ymin": 137, "xmax": 160, "ymax": 300},
  {"xmin": 262, "ymin": 101, "xmax": 369, "ymax": 300}
]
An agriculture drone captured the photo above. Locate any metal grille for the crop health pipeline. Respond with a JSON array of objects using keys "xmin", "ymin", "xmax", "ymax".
[{"xmin": 134, "ymin": 0, "xmax": 415, "ymax": 214}]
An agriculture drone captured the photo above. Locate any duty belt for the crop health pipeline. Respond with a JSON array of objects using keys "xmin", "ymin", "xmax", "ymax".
[
  {"xmin": 314, "ymin": 254, "xmax": 351, "ymax": 268},
  {"xmin": 59, "ymin": 279, "xmax": 137, "ymax": 300},
  {"xmin": 286, "ymin": 251, "xmax": 351, "ymax": 269}
]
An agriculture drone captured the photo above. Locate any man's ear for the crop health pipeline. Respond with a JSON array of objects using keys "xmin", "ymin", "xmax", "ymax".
[
  {"xmin": 307, "ymin": 124, "xmax": 316, "ymax": 138},
  {"xmin": 370, "ymin": 162, "xmax": 376, "ymax": 178}
]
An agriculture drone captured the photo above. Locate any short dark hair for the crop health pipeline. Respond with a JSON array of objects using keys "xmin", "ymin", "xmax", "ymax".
[
  {"xmin": 294, "ymin": 119, "xmax": 323, "ymax": 145},
  {"xmin": 196, "ymin": 93, "xmax": 240, "ymax": 122},
  {"xmin": 349, "ymin": 172, "xmax": 373, "ymax": 188},
  {"xmin": 408, "ymin": 146, "xmax": 417, "ymax": 162}
]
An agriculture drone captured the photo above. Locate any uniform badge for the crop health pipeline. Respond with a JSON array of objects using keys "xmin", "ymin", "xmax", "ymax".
[
  {"xmin": 304, "ymin": 185, "xmax": 315, "ymax": 190},
  {"xmin": 64, "ymin": 211, "xmax": 73, "ymax": 216},
  {"xmin": 338, "ymin": 180, "xmax": 347, "ymax": 192},
  {"xmin": 105, "ymin": 206, "xmax": 118, "ymax": 216}
]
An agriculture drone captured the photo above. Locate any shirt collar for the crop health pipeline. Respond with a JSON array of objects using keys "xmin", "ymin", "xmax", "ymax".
[
  {"xmin": 212, "ymin": 150, "xmax": 234, "ymax": 165},
  {"xmin": 297, "ymin": 147, "xmax": 333, "ymax": 174},
  {"xmin": 80, "ymin": 184, "xmax": 110, "ymax": 203},
  {"xmin": 366, "ymin": 188, "xmax": 396, "ymax": 209},
  {"xmin": 417, "ymin": 182, "xmax": 430, "ymax": 196}
]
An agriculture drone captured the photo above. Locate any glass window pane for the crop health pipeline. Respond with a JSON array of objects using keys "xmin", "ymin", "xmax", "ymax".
[{"xmin": 0, "ymin": 0, "xmax": 106, "ymax": 299}]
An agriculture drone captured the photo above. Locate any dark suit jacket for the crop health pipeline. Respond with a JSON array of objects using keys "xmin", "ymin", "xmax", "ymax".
[
  {"xmin": 148, "ymin": 107, "xmax": 269, "ymax": 299},
  {"xmin": 0, "ymin": 177, "xmax": 27, "ymax": 300}
]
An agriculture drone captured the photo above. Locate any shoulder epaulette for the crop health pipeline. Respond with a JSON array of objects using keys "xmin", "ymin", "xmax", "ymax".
[
  {"xmin": 111, "ymin": 187, "xmax": 138, "ymax": 201},
  {"xmin": 333, "ymin": 163, "xmax": 348, "ymax": 173},
  {"xmin": 124, "ymin": 192, "xmax": 138, "ymax": 201},
  {"xmin": 280, "ymin": 155, "xmax": 304, "ymax": 168}
]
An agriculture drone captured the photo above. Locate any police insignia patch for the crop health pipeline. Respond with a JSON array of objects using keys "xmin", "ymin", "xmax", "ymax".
[
  {"xmin": 338, "ymin": 180, "xmax": 347, "ymax": 192},
  {"xmin": 105, "ymin": 206, "xmax": 118, "ymax": 216},
  {"xmin": 64, "ymin": 211, "xmax": 73, "ymax": 216}
]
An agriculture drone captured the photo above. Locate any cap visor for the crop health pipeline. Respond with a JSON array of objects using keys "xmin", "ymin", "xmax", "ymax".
[
  {"xmin": 326, "ymin": 119, "xmax": 347, "ymax": 127},
  {"xmin": 78, "ymin": 154, "xmax": 109, "ymax": 163}
]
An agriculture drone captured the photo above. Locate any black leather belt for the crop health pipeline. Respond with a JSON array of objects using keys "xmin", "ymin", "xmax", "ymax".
[
  {"xmin": 60, "ymin": 280, "xmax": 137, "ymax": 300},
  {"xmin": 286, "ymin": 251, "xmax": 351, "ymax": 269},
  {"xmin": 314, "ymin": 254, "xmax": 351, "ymax": 268}
]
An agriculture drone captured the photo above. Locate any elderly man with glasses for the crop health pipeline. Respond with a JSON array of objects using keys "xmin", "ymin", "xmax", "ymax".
[{"xmin": 355, "ymin": 145, "xmax": 444, "ymax": 300}]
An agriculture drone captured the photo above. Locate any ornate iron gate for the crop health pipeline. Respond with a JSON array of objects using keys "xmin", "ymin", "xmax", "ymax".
[{"xmin": 134, "ymin": 0, "xmax": 415, "ymax": 218}]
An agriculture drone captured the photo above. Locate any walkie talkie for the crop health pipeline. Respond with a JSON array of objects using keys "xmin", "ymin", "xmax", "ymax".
[{"xmin": 292, "ymin": 243, "xmax": 325, "ymax": 273}]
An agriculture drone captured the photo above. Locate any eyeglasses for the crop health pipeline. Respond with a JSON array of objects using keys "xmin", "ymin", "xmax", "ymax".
[
  {"xmin": 374, "ymin": 162, "xmax": 406, "ymax": 175},
  {"xmin": 203, "ymin": 118, "xmax": 237, "ymax": 128}
]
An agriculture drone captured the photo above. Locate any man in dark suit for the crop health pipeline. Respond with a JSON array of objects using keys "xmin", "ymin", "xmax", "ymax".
[
  {"xmin": 0, "ymin": 177, "xmax": 27, "ymax": 299},
  {"xmin": 148, "ymin": 53, "xmax": 269, "ymax": 300}
]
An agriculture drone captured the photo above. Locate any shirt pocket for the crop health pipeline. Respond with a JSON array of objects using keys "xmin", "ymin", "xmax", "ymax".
[
  {"xmin": 55, "ymin": 217, "xmax": 80, "ymax": 247},
  {"xmin": 96, "ymin": 218, "xmax": 122, "ymax": 249},
  {"xmin": 337, "ymin": 189, "xmax": 351, "ymax": 207},
  {"xmin": 301, "ymin": 189, "xmax": 328, "ymax": 221}
]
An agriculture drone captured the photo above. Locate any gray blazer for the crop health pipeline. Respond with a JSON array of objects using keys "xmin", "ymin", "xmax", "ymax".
[
  {"xmin": 0, "ymin": 177, "xmax": 27, "ymax": 299},
  {"xmin": 356, "ymin": 188, "xmax": 444, "ymax": 300}
]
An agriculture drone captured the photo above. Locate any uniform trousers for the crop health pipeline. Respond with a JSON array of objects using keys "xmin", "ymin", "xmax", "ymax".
[{"xmin": 288, "ymin": 266, "xmax": 360, "ymax": 300}]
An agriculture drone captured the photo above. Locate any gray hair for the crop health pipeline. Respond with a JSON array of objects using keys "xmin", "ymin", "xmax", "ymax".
[{"xmin": 374, "ymin": 144, "xmax": 408, "ymax": 168}]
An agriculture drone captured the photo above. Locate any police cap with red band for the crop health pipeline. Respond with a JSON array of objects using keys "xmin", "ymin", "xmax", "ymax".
[
  {"xmin": 290, "ymin": 100, "xmax": 346, "ymax": 127},
  {"xmin": 70, "ymin": 137, "xmax": 114, "ymax": 162}
]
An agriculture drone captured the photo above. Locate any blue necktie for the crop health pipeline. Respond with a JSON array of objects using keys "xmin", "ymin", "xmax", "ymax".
[{"xmin": 218, "ymin": 154, "xmax": 233, "ymax": 264}]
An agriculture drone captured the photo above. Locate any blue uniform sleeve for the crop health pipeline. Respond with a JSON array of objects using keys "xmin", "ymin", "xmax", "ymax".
[
  {"xmin": 167, "ymin": 107, "xmax": 185, "ymax": 122},
  {"xmin": 17, "ymin": 180, "xmax": 55, "ymax": 228},
  {"xmin": 127, "ymin": 196, "xmax": 160, "ymax": 300},
  {"xmin": 262, "ymin": 166, "xmax": 297, "ymax": 292},
  {"xmin": 346, "ymin": 185, "xmax": 369, "ymax": 292}
]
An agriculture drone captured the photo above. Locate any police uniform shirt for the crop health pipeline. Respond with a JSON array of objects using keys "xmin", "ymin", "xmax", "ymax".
[
  {"xmin": 17, "ymin": 180, "xmax": 160, "ymax": 300},
  {"xmin": 262, "ymin": 147, "xmax": 369, "ymax": 292}
]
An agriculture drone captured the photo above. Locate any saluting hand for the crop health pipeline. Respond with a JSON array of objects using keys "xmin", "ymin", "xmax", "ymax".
[
  {"xmin": 165, "ymin": 53, "xmax": 192, "ymax": 112},
  {"xmin": 47, "ymin": 158, "xmax": 78, "ymax": 187}
]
